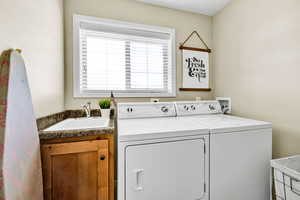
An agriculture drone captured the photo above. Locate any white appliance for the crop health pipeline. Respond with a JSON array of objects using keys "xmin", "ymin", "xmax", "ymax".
[
  {"xmin": 117, "ymin": 101, "xmax": 272, "ymax": 200},
  {"xmin": 117, "ymin": 102, "xmax": 213, "ymax": 200},
  {"xmin": 175, "ymin": 101, "xmax": 272, "ymax": 200},
  {"xmin": 205, "ymin": 115, "xmax": 272, "ymax": 200}
]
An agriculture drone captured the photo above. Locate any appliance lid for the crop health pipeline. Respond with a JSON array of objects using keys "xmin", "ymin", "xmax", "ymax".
[
  {"xmin": 192, "ymin": 114, "xmax": 272, "ymax": 134},
  {"xmin": 118, "ymin": 116, "xmax": 209, "ymax": 141}
]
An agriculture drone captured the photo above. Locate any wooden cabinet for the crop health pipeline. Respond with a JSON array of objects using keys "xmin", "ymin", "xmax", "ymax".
[{"xmin": 41, "ymin": 138, "xmax": 113, "ymax": 200}]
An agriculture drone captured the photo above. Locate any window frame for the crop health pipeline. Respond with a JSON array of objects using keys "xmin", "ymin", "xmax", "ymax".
[{"xmin": 73, "ymin": 15, "xmax": 176, "ymax": 98}]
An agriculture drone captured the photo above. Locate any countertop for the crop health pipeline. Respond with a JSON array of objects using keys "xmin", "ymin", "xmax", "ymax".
[
  {"xmin": 39, "ymin": 119, "xmax": 114, "ymax": 140},
  {"xmin": 37, "ymin": 109, "xmax": 115, "ymax": 140}
]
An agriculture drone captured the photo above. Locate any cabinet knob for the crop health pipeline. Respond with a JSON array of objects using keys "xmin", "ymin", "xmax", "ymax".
[{"xmin": 100, "ymin": 155, "xmax": 106, "ymax": 160}]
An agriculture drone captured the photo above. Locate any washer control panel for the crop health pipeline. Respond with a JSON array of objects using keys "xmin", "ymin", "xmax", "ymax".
[
  {"xmin": 175, "ymin": 101, "xmax": 222, "ymax": 116},
  {"xmin": 118, "ymin": 102, "xmax": 176, "ymax": 119}
]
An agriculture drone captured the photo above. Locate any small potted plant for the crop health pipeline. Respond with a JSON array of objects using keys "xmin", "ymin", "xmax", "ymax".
[{"xmin": 99, "ymin": 99, "xmax": 111, "ymax": 118}]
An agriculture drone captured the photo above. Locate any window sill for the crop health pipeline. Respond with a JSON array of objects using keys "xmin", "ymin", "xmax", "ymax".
[{"xmin": 73, "ymin": 91, "xmax": 176, "ymax": 98}]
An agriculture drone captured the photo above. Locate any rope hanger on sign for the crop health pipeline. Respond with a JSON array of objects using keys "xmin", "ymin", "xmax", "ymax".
[{"xmin": 179, "ymin": 31, "xmax": 211, "ymax": 53}]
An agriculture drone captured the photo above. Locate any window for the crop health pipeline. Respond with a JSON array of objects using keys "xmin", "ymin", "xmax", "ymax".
[{"xmin": 73, "ymin": 15, "xmax": 176, "ymax": 97}]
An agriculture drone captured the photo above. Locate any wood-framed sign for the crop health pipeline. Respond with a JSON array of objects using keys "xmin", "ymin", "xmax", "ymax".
[{"xmin": 179, "ymin": 31, "xmax": 212, "ymax": 92}]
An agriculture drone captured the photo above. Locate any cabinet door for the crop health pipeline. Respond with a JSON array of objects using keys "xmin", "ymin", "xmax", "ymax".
[
  {"xmin": 126, "ymin": 139, "xmax": 206, "ymax": 200},
  {"xmin": 41, "ymin": 140, "xmax": 109, "ymax": 200}
]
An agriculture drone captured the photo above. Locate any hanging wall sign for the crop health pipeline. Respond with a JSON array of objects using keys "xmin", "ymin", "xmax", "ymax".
[
  {"xmin": 182, "ymin": 49, "xmax": 209, "ymax": 89},
  {"xmin": 179, "ymin": 31, "xmax": 212, "ymax": 91}
]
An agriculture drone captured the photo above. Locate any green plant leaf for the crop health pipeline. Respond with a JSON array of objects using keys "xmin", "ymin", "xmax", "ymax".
[{"xmin": 98, "ymin": 99, "xmax": 111, "ymax": 109}]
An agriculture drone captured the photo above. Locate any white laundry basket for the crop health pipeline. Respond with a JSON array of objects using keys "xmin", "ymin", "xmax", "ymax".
[{"xmin": 271, "ymin": 155, "xmax": 300, "ymax": 200}]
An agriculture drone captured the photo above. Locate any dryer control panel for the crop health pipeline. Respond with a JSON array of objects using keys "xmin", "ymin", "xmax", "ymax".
[
  {"xmin": 175, "ymin": 101, "xmax": 222, "ymax": 116},
  {"xmin": 118, "ymin": 102, "xmax": 176, "ymax": 119}
]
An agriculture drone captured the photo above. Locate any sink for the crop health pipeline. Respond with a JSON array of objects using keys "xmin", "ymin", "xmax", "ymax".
[{"xmin": 44, "ymin": 117, "xmax": 109, "ymax": 132}]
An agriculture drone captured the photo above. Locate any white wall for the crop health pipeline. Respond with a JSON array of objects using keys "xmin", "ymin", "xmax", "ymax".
[
  {"xmin": 213, "ymin": 0, "xmax": 300, "ymax": 158},
  {"xmin": 0, "ymin": 0, "xmax": 64, "ymax": 118},
  {"xmin": 63, "ymin": 0, "xmax": 213, "ymax": 109}
]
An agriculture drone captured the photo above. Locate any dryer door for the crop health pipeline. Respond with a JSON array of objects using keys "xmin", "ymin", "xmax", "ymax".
[{"xmin": 125, "ymin": 138, "xmax": 206, "ymax": 200}]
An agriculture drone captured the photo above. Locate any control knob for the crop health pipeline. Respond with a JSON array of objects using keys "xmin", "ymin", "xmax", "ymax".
[
  {"xmin": 161, "ymin": 106, "xmax": 169, "ymax": 113},
  {"xmin": 191, "ymin": 105, "xmax": 196, "ymax": 111},
  {"xmin": 127, "ymin": 107, "xmax": 133, "ymax": 113},
  {"xmin": 184, "ymin": 105, "xmax": 189, "ymax": 111},
  {"xmin": 208, "ymin": 104, "xmax": 216, "ymax": 111}
]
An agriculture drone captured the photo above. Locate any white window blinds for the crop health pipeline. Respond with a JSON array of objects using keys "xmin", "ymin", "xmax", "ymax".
[{"xmin": 74, "ymin": 15, "xmax": 175, "ymax": 97}]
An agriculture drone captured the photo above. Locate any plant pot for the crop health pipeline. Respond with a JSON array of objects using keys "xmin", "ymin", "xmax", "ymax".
[{"xmin": 101, "ymin": 109, "xmax": 111, "ymax": 118}]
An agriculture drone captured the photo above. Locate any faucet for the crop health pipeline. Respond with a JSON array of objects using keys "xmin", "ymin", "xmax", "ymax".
[{"xmin": 82, "ymin": 102, "xmax": 91, "ymax": 118}]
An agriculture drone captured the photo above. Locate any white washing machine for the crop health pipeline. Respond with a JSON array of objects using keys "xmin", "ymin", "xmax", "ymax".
[
  {"xmin": 175, "ymin": 101, "xmax": 273, "ymax": 200},
  {"xmin": 206, "ymin": 115, "xmax": 272, "ymax": 200},
  {"xmin": 117, "ymin": 102, "xmax": 213, "ymax": 200}
]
